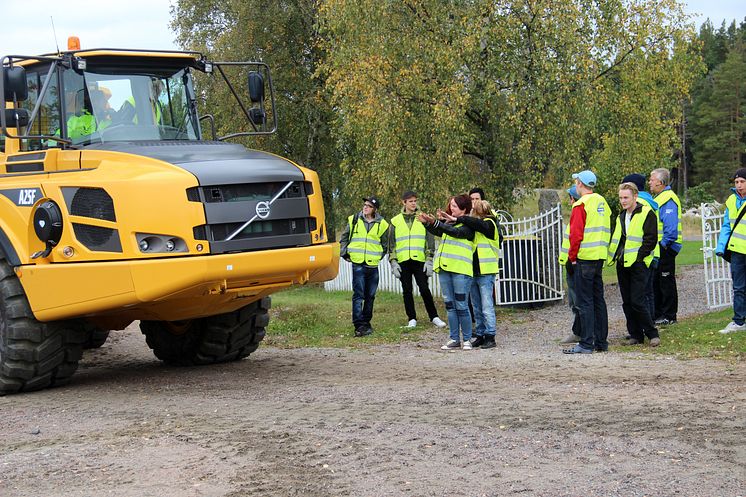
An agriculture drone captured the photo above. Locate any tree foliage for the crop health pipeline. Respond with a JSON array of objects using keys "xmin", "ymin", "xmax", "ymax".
[
  {"xmin": 689, "ymin": 20, "xmax": 746, "ymax": 200},
  {"xmin": 319, "ymin": 0, "xmax": 702, "ymax": 212}
]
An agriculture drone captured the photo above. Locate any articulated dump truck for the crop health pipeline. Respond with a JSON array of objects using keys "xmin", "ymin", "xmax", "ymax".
[{"xmin": 0, "ymin": 42, "xmax": 339, "ymax": 394}]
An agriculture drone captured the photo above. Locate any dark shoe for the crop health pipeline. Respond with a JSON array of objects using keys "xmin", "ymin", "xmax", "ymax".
[
  {"xmin": 649, "ymin": 337, "xmax": 661, "ymax": 347},
  {"xmin": 562, "ymin": 345, "xmax": 593, "ymax": 354},
  {"xmin": 480, "ymin": 336, "xmax": 496, "ymax": 349},
  {"xmin": 594, "ymin": 347, "xmax": 608, "ymax": 353},
  {"xmin": 624, "ymin": 338, "xmax": 642, "ymax": 345},
  {"xmin": 470, "ymin": 336, "xmax": 485, "ymax": 348},
  {"xmin": 354, "ymin": 326, "xmax": 366, "ymax": 337},
  {"xmin": 623, "ymin": 334, "xmax": 633, "ymax": 340}
]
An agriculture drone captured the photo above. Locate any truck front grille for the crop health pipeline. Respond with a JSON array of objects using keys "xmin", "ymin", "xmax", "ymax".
[{"xmin": 188, "ymin": 181, "xmax": 315, "ymax": 254}]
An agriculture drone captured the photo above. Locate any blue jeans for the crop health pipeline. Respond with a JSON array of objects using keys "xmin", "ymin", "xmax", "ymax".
[
  {"xmin": 573, "ymin": 259, "xmax": 608, "ymax": 351},
  {"xmin": 470, "ymin": 274, "xmax": 496, "ymax": 337},
  {"xmin": 352, "ymin": 263, "xmax": 379, "ymax": 328},
  {"xmin": 439, "ymin": 271, "xmax": 473, "ymax": 342},
  {"xmin": 730, "ymin": 252, "xmax": 746, "ymax": 325}
]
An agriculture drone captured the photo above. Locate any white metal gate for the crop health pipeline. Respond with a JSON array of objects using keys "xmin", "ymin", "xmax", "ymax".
[
  {"xmin": 701, "ymin": 202, "xmax": 732, "ymax": 309},
  {"xmin": 496, "ymin": 204, "xmax": 564, "ymax": 305},
  {"xmin": 324, "ymin": 204, "xmax": 565, "ymax": 306}
]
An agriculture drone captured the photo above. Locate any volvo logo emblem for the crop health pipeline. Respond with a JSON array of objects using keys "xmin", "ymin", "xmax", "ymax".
[{"xmin": 256, "ymin": 201, "xmax": 271, "ymax": 219}]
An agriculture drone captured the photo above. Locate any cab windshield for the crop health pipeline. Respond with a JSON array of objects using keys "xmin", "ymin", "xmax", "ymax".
[{"xmin": 59, "ymin": 67, "xmax": 199, "ymax": 146}]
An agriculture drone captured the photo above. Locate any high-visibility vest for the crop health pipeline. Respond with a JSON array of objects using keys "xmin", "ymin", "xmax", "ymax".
[
  {"xmin": 125, "ymin": 96, "xmax": 163, "ymax": 124},
  {"xmin": 474, "ymin": 218, "xmax": 499, "ymax": 275},
  {"xmin": 390, "ymin": 213, "xmax": 426, "ymax": 262},
  {"xmin": 559, "ymin": 224, "xmax": 570, "ymax": 265},
  {"xmin": 654, "ymin": 189, "xmax": 683, "ymax": 246},
  {"xmin": 725, "ymin": 194, "xmax": 746, "ymax": 254},
  {"xmin": 65, "ymin": 111, "xmax": 112, "ymax": 139},
  {"xmin": 573, "ymin": 193, "xmax": 611, "ymax": 261},
  {"xmin": 608, "ymin": 205, "xmax": 655, "ymax": 268},
  {"xmin": 637, "ymin": 196, "xmax": 661, "ymax": 258},
  {"xmin": 434, "ymin": 223, "xmax": 475, "ymax": 276},
  {"xmin": 347, "ymin": 215, "xmax": 389, "ymax": 266}
]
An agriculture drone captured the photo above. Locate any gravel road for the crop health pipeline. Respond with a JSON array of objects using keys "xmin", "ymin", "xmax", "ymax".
[{"xmin": 1, "ymin": 266, "xmax": 744, "ymax": 497}]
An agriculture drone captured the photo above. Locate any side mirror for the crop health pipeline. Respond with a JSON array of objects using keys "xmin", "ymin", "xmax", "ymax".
[
  {"xmin": 249, "ymin": 108, "xmax": 266, "ymax": 126},
  {"xmin": 3, "ymin": 108, "xmax": 29, "ymax": 127},
  {"xmin": 248, "ymin": 71, "xmax": 264, "ymax": 103},
  {"xmin": 4, "ymin": 66, "xmax": 28, "ymax": 102}
]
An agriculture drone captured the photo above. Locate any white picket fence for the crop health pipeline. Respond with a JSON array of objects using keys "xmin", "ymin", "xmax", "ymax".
[
  {"xmin": 701, "ymin": 202, "xmax": 732, "ymax": 309},
  {"xmin": 324, "ymin": 204, "xmax": 565, "ymax": 306}
]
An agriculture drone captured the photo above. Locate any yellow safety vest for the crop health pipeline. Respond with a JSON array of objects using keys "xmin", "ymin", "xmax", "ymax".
[
  {"xmin": 434, "ymin": 223, "xmax": 475, "ymax": 276},
  {"xmin": 608, "ymin": 205, "xmax": 655, "ymax": 268},
  {"xmin": 474, "ymin": 218, "xmax": 499, "ymax": 275},
  {"xmin": 559, "ymin": 224, "xmax": 570, "ymax": 265},
  {"xmin": 347, "ymin": 215, "xmax": 389, "ymax": 266},
  {"xmin": 390, "ymin": 213, "xmax": 426, "ymax": 263},
  {"xmin": 725, "ymin": 194, "xmax": 746, "ymax": 254},
  {"xmin": 637, "ymin": 197, "xmax": 661, "ymax": 258},
  {"xmin": 573, "ymin": 193, "xmax": 611, "ymax": 261},
  {"xmin": 654, "ymin": 189, "xmax": 683, "ymax": 246}
]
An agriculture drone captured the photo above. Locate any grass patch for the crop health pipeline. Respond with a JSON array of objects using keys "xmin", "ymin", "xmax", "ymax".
[
  {"xmin": 265, "ymin": 285, "xmax": 518, "ymax": 348},
  {"xmin": 616, "ymin": 308, "xmax": 745, "ymax": 361}
]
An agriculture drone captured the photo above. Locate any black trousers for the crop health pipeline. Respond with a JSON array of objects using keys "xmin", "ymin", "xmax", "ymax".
[
  {"xmin": 400, "ymin": 259, "xmax": 439, "ymax": 321},
  {"xmin": 618, "ymin": 261, "xmax": 659, "ymax": 341},
  {"xmin": 654, "ymin": 246, "xmax": 678, "ymax": 321}
]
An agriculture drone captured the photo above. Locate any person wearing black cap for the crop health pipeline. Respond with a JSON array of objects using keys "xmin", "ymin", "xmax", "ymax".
[
  {"xmin": 715, "ymin": 168, "xmax": 746, "ymax": 334},
  {"xmin": 339, "ymin": 196, "xmax": 390, "ymax": 337},
  {"xmin": 622, "ymin": 173, "xmax": 660, "ymax": 325},
  {"xmin": 388, "ymin": 191, "xmax": 446, "ymax": 329}
]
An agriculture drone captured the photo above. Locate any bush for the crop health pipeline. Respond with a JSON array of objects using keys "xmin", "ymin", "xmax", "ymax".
[{"xmin": 685, "ymin": 182, "xmax": 716, "ymax": 209}]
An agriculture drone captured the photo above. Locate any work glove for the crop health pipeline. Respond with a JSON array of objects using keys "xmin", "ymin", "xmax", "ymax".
[
  {"xmin": 390, "ymin": 260, "xmax": 402, "ymax": 279},
  {"xmin": 342, "ymin": 253, "xmax": 351, "ymax": 263},
  {"xmin": 424, "ymin": 259, "xmax": 434, "ymax": 278}
]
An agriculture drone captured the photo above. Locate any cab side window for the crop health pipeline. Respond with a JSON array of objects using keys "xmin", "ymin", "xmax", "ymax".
[{"xmin": 21, "ymin": 66, "xmax": 62, "ymax": 150}]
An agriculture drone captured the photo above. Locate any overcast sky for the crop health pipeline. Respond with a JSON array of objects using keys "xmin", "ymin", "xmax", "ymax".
[{"xmin": 0, "ymin": 0, "xmax": 743, "ymax": 57}]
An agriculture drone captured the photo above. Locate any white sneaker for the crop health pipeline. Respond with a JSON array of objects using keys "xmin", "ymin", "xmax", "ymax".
[
  {"xmin": 441, "ymin": 340, "xmax": 460, "ymax": 350},
  {"xmin": 406, "ymin": 319, "xmax": 417, "ymax": 328},
  {"xmin": 719, "ymin": 321, "xmax": 746, "ymax": 334},
  {"xmin": 462, "ymin": 341, "xmax": 473, "ymax": 350},
  {"xmin": 431, "ymin": 317, "xmax": 447, "ymax": 328}
]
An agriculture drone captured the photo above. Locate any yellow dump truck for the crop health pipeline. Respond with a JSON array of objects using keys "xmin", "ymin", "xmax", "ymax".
[{"xmin": 0, "ymin": 43, "xmax": 339, "ymax": 394}]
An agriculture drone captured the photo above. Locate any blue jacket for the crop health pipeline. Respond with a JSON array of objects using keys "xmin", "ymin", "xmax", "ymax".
[
  {"xmin": 716, "ymin": 188, "xmax": 746, "ymax": 255},
  {"xmin": 638, "ymin": 191, "xmax": 659, "ymax": 212},
  {"xmin": 658, "ymin": 186, "xmax": 681, "ymax": 253}
]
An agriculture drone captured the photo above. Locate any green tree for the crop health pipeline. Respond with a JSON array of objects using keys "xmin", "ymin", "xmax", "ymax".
[
  {"xmin": 319, "ymin": 0, "xmax": 702, "ymax": 214},
  {"xmin": 690, "ymin": 40, "xmax": 746, "ymax": 199}
]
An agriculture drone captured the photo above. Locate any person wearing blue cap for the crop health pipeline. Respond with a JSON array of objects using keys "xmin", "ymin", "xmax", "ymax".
[
  {"xmin": 559, "ymin": 184, "xmax": 582, "ymax": 344},
  {"xmin": 563, "ymin": 170, "xmax": 612, "ymax": 354}
]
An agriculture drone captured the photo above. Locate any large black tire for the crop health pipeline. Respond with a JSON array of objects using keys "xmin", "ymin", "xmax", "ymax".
[
  {"xmin": 0, "ymin": 260, "xmax": 86, "ymax": 395},
  {"xmin": 140, "ymin": 297, "xmax": 269, "ymax": 366}
]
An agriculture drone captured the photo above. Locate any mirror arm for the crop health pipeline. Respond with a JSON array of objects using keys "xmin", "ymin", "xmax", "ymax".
[{"xmin": 215, "ymin": 63, "xmax": 258, "ymax": 132}]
